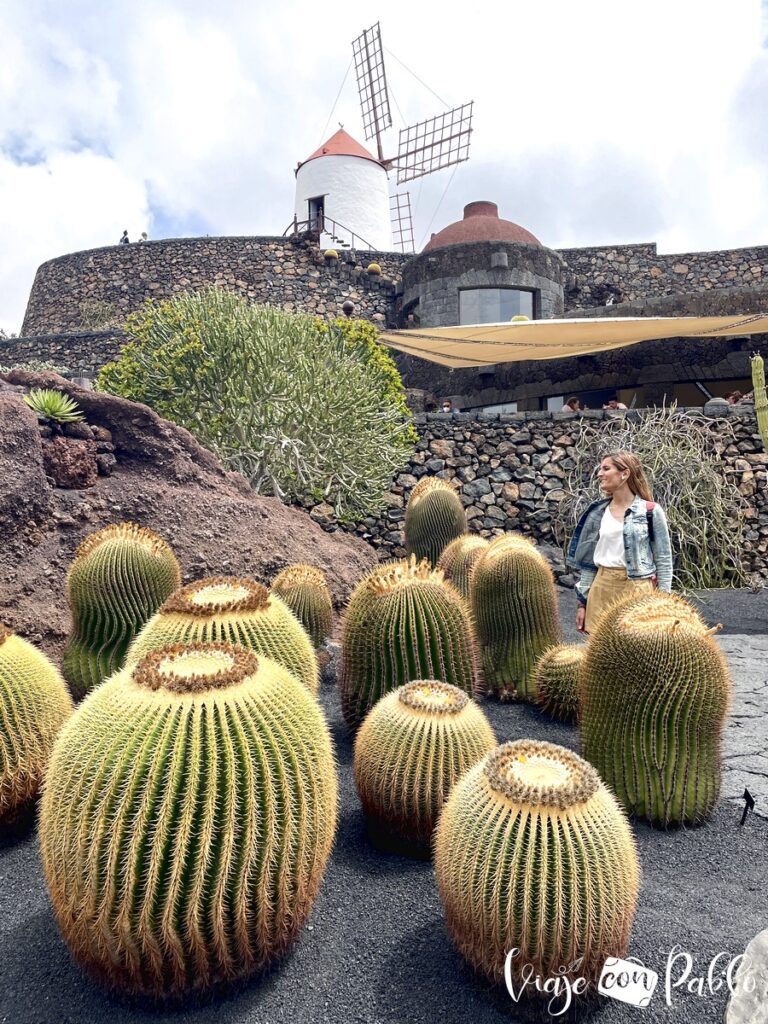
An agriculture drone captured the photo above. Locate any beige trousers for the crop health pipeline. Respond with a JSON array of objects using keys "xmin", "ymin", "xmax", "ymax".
[{"xmin": 584, "ymin": 566, "xmax": 654, "ymax": 634}]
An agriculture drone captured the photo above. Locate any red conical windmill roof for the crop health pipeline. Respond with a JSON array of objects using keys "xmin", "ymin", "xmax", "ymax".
[{"xmin": 299, "ymin": 128, "xmax": 382, "ymax": 169}]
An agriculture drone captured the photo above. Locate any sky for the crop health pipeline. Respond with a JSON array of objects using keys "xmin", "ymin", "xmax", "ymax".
[{"xmin": 1, "ymin": 0, "xmax": 767, "ymax": 334}]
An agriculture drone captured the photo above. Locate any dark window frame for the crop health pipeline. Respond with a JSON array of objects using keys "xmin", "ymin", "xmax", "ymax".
[{"xmin": 458, "ymin": 286, "xmax": 539, "ymax": 324}]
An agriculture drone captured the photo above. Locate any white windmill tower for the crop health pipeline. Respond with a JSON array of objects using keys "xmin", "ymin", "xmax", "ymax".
[{"xmin": 292, "ymin": 23, "xmax": 474, "ymax": 254}]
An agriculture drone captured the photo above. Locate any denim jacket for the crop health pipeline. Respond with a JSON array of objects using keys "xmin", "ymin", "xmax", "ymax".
[{"xmin": 566, "ymin": 495, "xmax": 673, "ymax": 606}]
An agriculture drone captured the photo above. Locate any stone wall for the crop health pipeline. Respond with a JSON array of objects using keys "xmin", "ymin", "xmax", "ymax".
[
  {"xmin": 312, "ymin": 407, "xmax": 768, "ymax": 582},
  {"xmin": 560, "ymin": 242, "xmax": 768, "ymax": 309},
  {"xmin": 0, "ymin": 330, "xmax": 124, "ymax": 378},
  {"xmin": 21, "ymin": 235, "xmax": 410, "ymax": 337}
]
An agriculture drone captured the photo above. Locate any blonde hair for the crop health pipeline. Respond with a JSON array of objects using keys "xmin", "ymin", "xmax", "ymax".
[{"xmin": 603, "ymin": 450, "xmax": 653, "ymax": 501}]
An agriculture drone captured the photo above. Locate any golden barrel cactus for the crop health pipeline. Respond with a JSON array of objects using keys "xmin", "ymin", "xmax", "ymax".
[
  {"xmin": 580, "ymin": 591, "xmax": 731, "ymax": 826},
  {"xmin": 437, "ymin": 534, "xmax": 489, "ymax": 600},
  {"xmin": 339, "ymin": 557, "xmax": 481, "ymax": 729},
  {"xmin": 0, "ymin": 625, "xmax": 73, "ymax": 821},
  {"xmin": 271, "ymin": 564, "xmax": 333, "ymax": 648},
  {"xmin": 404, "ymin": 477, "xmax": 467, "ymax": 567},
  {"xmin": 470, "ymin": 534, "xmax": 561, "ymax": 701},
  {"xmin": 533, "ymin": 644, "xmax": 585, "ymax": 723},
  {"xmin": 126, "ymin": 576, "xmax": 319, "ymax": 694},
  {"xmin": 435, "ymin": 739, "xmax": 640, "ymax": 990},
  {"xmin": 353, "ymin": 680, "xmax": 496, "ymax": 848},
  {"xmin": 40, "ymin": 642, "xmax": 338, "ymax": 999},
  {"xmin": 62, "ymin": 522, "xmax": 181, "ymax": 700}
]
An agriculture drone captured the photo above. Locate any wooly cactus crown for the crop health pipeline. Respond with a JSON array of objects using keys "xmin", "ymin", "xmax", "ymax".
[
  {"xmin": 353, "ymin": 680, "xmax": 496, "ymax": 848},
  {"xmin": 470, "ymin": 534, "xmax": 561, "ymax": 701},
  {"xmin": 435, "ymin": 739, "xmax": 640, "ymax": 989},
  {"xmin": 339, "ymin": 556, "xmax": 480, "ymax": 729},
  {"xmin": 126, "ymin": 576, "xmax": 319, "ymax": 694},
  {"xmin": 39, "ymin": 642, "xmax": 338, "ymax": 999},
  {"xmin": 62, "ymin": 522, "xmax": 181, "ymax": 700},
  {"xmin": 534, "ymin": 644, "xmax": 585, "ymax": 723},
  {"xmin": 0, "ymin": 624, "xmax": 73, "ymax": 822},
  {"xmin": 580, "ymin": 590, "xmax": 731, "ymax": 827},
  {"xmin": 404, "ymin": 477, "xmax": 467, "ymax": 567},
  {"xmin": 270, "ymin": 564, "xmax": 333, "ymax": 648},
  {"xmin": 437, "ymin": 534, "xmax": 489, "ymax": 600}
]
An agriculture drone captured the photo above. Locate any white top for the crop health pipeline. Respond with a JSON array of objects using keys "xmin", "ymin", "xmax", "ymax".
[{"xmin": 593, "ymin": 508, "xmax": 626, "ymax": 567}]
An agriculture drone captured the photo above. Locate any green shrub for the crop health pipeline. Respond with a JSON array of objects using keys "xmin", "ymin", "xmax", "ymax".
[
  {"xmin": 96, "ymin": 290, "xmax": 415, "ymax": 518},
  {"xmin": 23, "ymin": 388, "xmax": 84, "ymax": 423}
]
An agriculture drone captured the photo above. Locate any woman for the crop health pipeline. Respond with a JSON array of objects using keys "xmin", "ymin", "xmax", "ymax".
[{"xmin": 566, "ymin": 451, "xmax": 673, "ymax": 634}]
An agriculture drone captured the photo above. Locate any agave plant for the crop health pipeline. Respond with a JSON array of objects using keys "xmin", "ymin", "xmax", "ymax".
[{"xmin": 23, "ymin": 388, "xmax": 84, "ymax": 423}]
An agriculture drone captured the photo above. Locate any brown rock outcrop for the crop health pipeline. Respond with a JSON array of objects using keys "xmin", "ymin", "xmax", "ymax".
[{"xmin": 0, "ymin": 372, "xmax": 376, "ymax": 660}]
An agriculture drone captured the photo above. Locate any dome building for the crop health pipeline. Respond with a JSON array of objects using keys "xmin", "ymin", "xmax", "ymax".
[
  {"xmin": 401, "ymin": 201, "xmax": 564, "ymax": 327},
  {"xmin": 294, "ymin": 128, "xmax": 392, "ymax": 251}
]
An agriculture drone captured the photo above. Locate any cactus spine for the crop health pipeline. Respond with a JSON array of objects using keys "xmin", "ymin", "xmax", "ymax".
[
  {"xmin": 271, "ymin": 564, "xmax": 333, "ymax": 648},
  {"xmin": 437, "ymin": 535, "xmax": 489, "ymax": 599},
  {"xmin": 40, "ymin": 642, "xmax": 338, "ymax": 999},
  {"xmin": 405, "ymin": 477, "xmax": 467, "ymax": 566},
  {"xmin": 435, "ymin": 739, "xmax": 640, "ymax": 989},
  {"xmin": 580, "ymin": 591, "xmax": 731, "ymax": 826},
  {"xmin": 339, "ymin": 557, "xmax": 480, "ymax": 729},
  {"xmin": 353, "ymin": 680, "xmax": 496, "ymax": 848},
  {"xmin": 534, "ymin": 644, "xmax": 585, "ymax": 723},
  {"xmin": 62, "ymin": 522, "xmax": 181, "ymax": 700},
  {"xmin": 126, "ymin": 576, "xmax": 319, "ymax": 694},
  {"xmin": 751, "ymin": 353, "xmax": 768, "ymax": 451},
  {"xmin": 470, "ymin": 534, "xmax": 561, "ymax": 701},
  {"xmin": 0, "ymin": 625, "xmax": 73, "ymax": 821}
]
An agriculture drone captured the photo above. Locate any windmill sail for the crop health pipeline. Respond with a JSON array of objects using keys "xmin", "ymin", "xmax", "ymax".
[
  {"xmin": 352, "ymin": 23, "xmax": 392, "ymax": 159},
  {"xmin": 395, "ymin": 103, "xmax": 474, "ymax": 184}
]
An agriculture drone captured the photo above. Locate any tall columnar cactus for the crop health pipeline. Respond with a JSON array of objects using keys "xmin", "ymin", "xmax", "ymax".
[
  {"xmin": 0, "ymin": 625, "xmax": 73, "ymax": 822},
  {"xmin": 40, "ymin": 642, "xmax": 338, "ymax": 999},
  {"xmin": 126, "ymin": 576, "xmax": 319, "ymax": 694},
  {"xmin": 751, "ymin": 353, "xmax": 768, "ymax": 452},
  {"xmin": 339, "ymin": 557, "xmax": 480, "ymax": 729},
  {"xmin": 271, "ymin": 564, "xmax": 333, "ymax": 648},
  {"xmin": 435, "ymin": 739, "xmax": 640, "ymax": 989},
  {"xmin": 580, "ymin": 591, "xmax": 731, "ymax": 827},
  {"xmin": 437, "ymin": 535, "xmax": 489, "ymax": 600},
  {"xmin": 62, "ymin": 522, "xmax": 181, "ymax": 700},
  {"xmin": 353, "ymin": 680, "xmax": 496, "ymax": 848},
  {"xmin": 534, "ymin": 644, "xmax": 585, "ymax": 723},
  {"xmin": 404, "ymin": 477, "xmax": 467, "ymax": 567},
  {"xmin": 470, "ymin": 534, "xmax": 561, "ymax": 701}
]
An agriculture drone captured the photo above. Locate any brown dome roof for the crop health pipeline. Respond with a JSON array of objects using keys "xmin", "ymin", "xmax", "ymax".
[{"xmin": 423, "ymin": 201, "xmax": 541, "ymax": 251}]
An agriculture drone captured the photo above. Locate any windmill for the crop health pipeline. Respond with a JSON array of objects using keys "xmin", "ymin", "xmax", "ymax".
[{"xmin": 351, "ymin": 22, "xmax": 474, "ymax": 253}]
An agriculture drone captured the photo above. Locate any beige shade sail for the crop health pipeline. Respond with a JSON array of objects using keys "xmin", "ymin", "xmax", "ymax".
[{"xmin": 378, "ymin": 314, "xmax": 768, "ymax": 368}]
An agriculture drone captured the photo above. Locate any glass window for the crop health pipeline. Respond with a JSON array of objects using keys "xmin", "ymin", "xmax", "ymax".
[{"xmin": 459, "ymin": 288, "xmax": 535, "ymax": 325}]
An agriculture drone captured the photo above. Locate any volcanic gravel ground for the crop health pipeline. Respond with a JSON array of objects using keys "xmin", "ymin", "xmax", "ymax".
[{"xmin": 1, "ymin": 590, "xmax": 766, "ymax": 1024}]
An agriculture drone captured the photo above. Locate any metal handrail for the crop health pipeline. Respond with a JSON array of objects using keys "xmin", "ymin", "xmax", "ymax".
[{"xmin": 282, "ymin": 215, "xmax": 376, "ymax": 252}]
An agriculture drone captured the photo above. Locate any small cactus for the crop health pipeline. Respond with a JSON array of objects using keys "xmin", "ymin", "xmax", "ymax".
[
  {"xmin": 353, "ymin": 680, "xmax": 496, "ymax": 848},
  {"xmin": 126, "ymin": 576, "xmax": 319, "ymax": 694},
  {"xmin": 366, "ymin": 262, "xmax": 382, "ymax": 275},
  {"xmin": 533, "ymin": 644, "xmax": 585, "ymax": 723},
  {"xmin": 437, "ymin": 534, "xmax": 489, "ymax": 599},
  {"xmin": 751, "ymin": 353, "xmax": 768, "ymax": 451},
  {"xmin": 435, "ymin": 739, "xmax": 640, "ymax": 990},
  {"xmin": 0, "ymin": 624, "xmax": 73, "ymax": 821},
  {"xmin": 324, "ymin": 249, "xmax": 339, "ymax": 260},
  {"xmin": 470, "ymin": 534, "xmax": 561, "ymax": 701},
  {"xmin": 271, "ymin": 564, "xmax": 333, "ymax": 648},
  {"xmin": 580, "ymin": 590, "xmax": 731, "ymax": 827},
  {"xmin": 40, "ymin": 642, "xmax": 338, "ymax": 999},
  {"xmin": 62, "ymin": 523, "xmax": 181, "ymax": 700},
  {"xmin": 339, "ymin": 556, "xmax": 480, "ymax": 729},
  {"xmin": 405, "ymin": 477, "xmax": 467, "ymax": 567}
]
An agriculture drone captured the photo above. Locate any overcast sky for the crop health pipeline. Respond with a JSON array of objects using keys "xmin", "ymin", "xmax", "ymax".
[{"xmin": 1, "ymin": 0, "xmax": 767, "ymax": 333}]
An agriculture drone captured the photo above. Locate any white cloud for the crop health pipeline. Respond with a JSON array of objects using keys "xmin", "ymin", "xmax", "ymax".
[{"xmin": 1, "ymin": 0, "xmax": 767, "ymax": 332}]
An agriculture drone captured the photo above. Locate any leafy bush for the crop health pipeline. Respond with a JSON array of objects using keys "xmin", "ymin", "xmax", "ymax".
[
  {"xmin": 553, "ymin": 404, "xmax": 748, "ymax": 589},
  {"xmin": 96, "ymin": 289, "xmax": 415, "ymax": 518},
  {"xmin": 23, "ymin": 388, "xmax": 84, "ymax": 423},
  {"xmin": 0, "ymin": 359, "xmax": 70, "ymax": 375}
]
